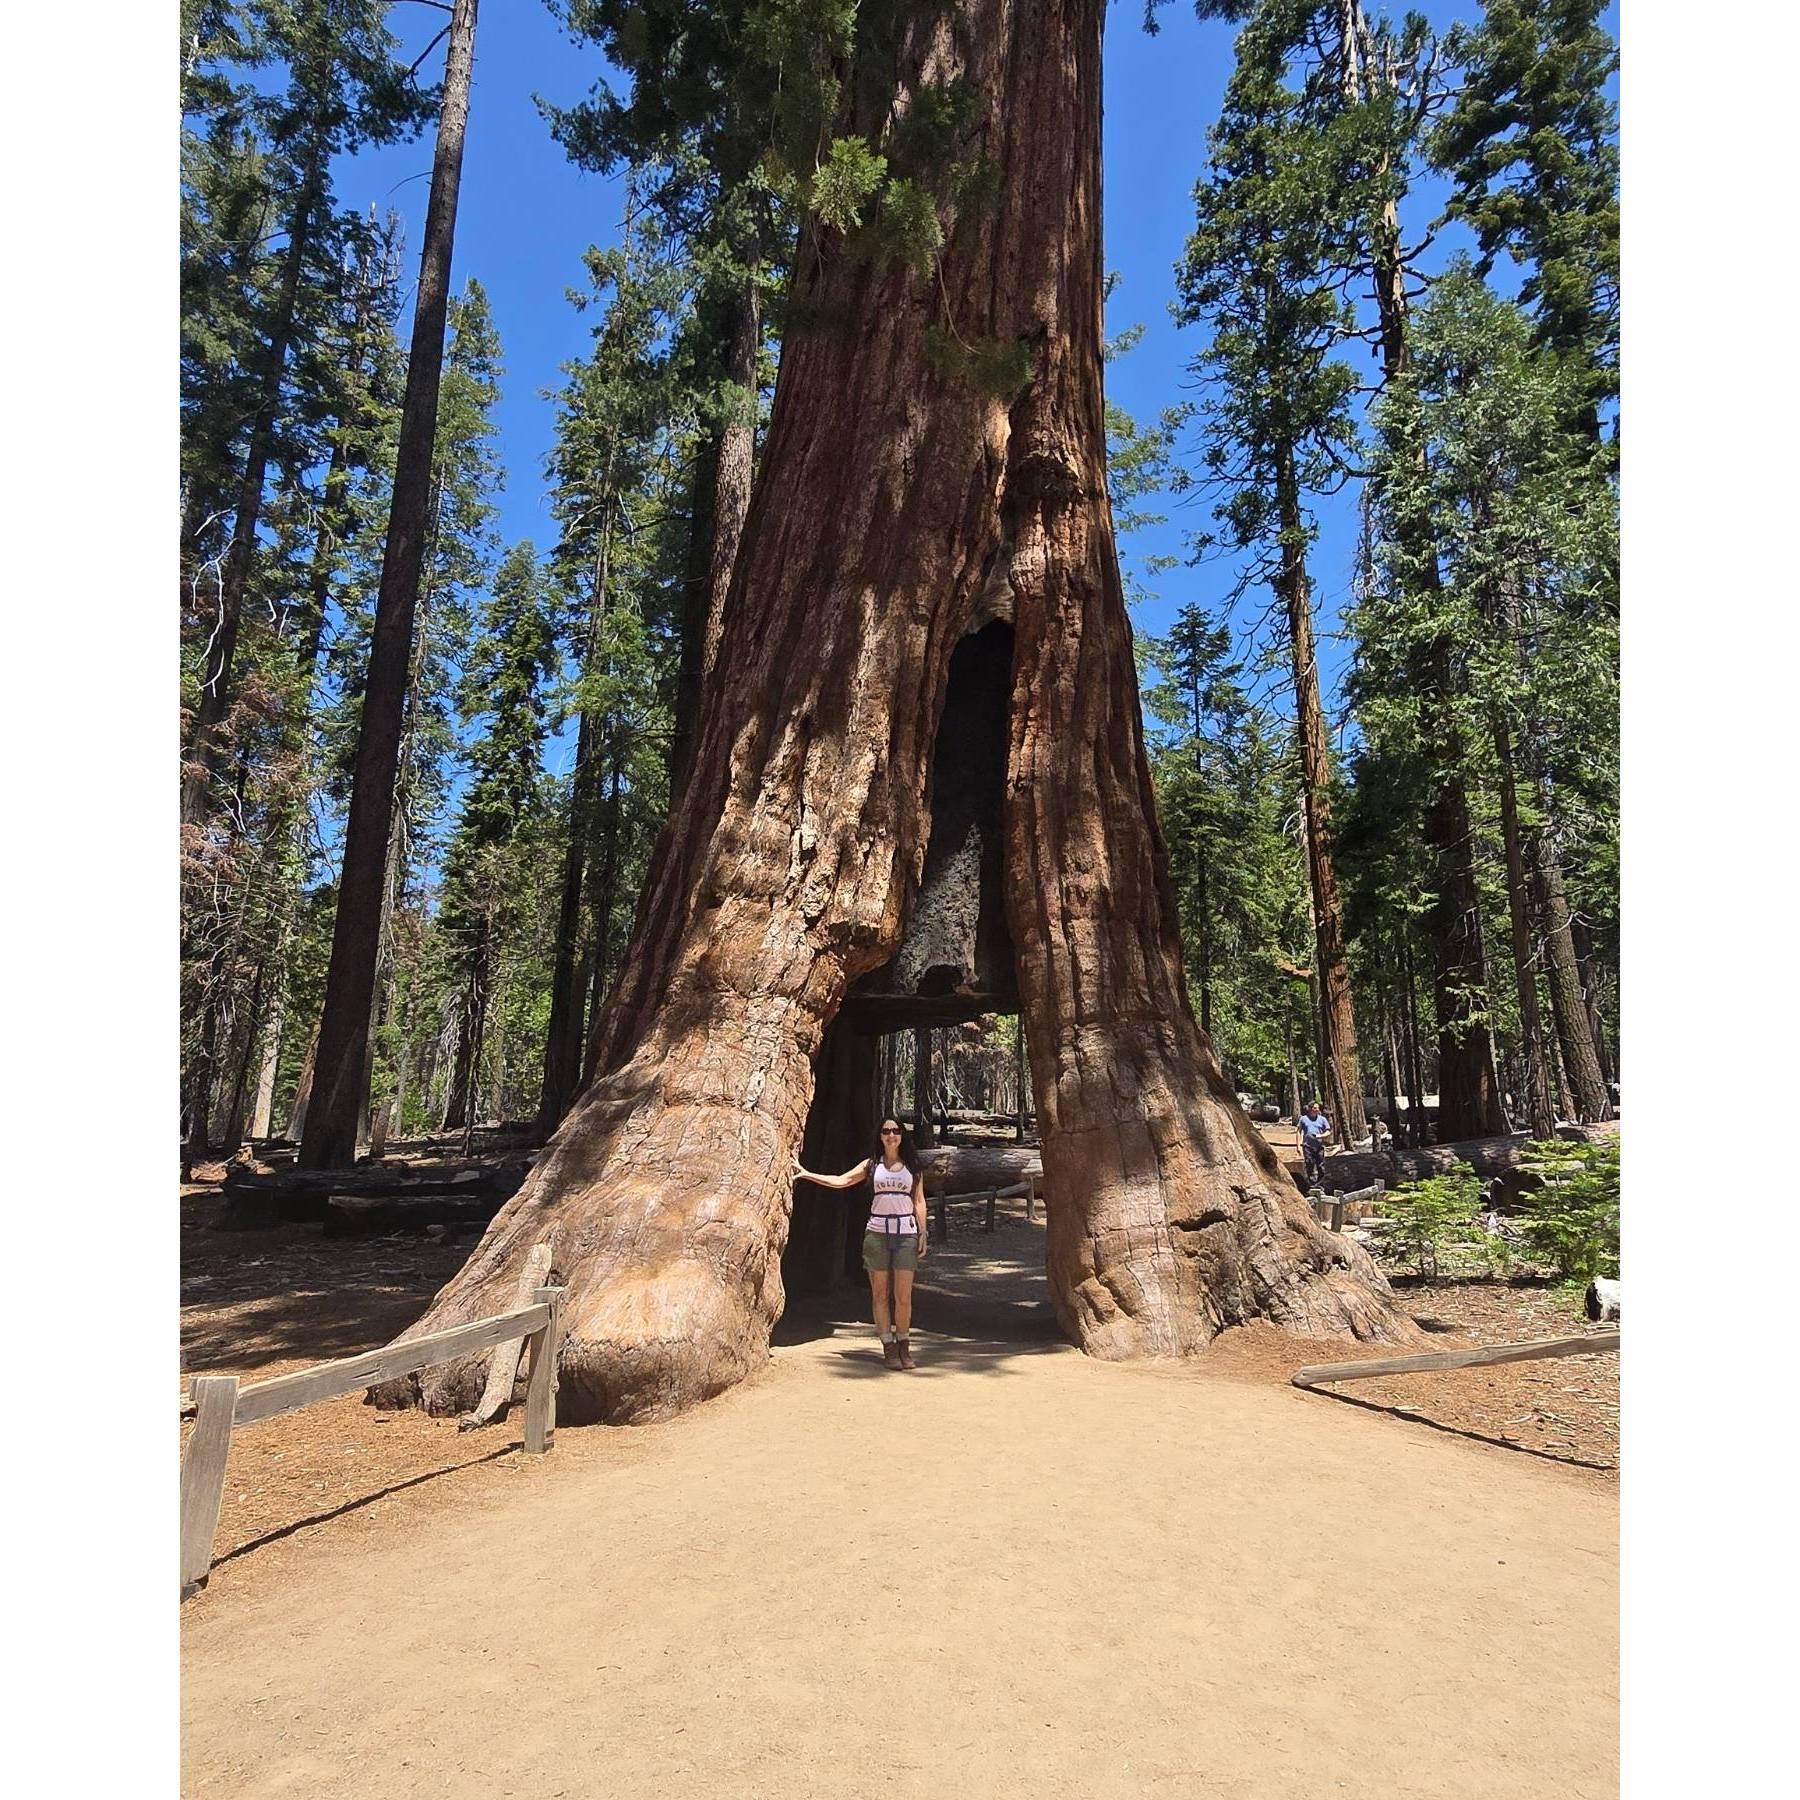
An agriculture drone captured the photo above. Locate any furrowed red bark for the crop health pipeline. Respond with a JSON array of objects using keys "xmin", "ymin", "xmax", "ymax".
[{"xmin": 388, "ymin": 0, "xmax": 1409, "ymax": 1423}]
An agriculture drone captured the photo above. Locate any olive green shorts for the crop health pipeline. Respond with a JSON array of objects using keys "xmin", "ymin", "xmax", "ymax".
[{"xmin": 863, "ymin": 1228, "xmax": 919, "ymax": 1274}]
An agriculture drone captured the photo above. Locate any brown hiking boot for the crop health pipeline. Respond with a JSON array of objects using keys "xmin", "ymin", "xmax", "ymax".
[
  {"xmin": 882, "ymin": 1339, "xmax": 902, "ymax": 1369},
  {"xmin": 896, "ymin": 1338, "xmax": 915, "ymax": 1371}
]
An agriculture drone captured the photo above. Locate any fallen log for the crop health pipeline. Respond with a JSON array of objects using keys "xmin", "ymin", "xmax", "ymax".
[
  {"xmin": 1292, "ymin": 1329, "xmax": 1620, "ymax": 1388},
  {"xmin": 217, "ymin": 1158, "xmax": 532, "ymax": 1230},
  {"xmin": 322, "ymin": 1193, "xmax": 502, "ymax": 1237},
  {"xmin": 917, "ymin": 1146, "xmax": 1041, "ymax": 1195},
  {"xmin": 1586, "ymin": 1278, "xmax": 1621, "ymax": 1322},
  {"xmin": 1294, "ymin": 1127, "xmax": 1614, "ymax": 1202}
]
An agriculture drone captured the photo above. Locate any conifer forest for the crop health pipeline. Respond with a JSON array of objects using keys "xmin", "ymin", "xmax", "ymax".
[{"xmin": 180, "ymin": 0, "xmax": 1619, "ymax": 1417}]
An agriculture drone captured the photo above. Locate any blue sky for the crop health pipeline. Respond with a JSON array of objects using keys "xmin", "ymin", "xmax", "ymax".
[{"xmin": 331, "ymin": 0, "xmax": 1618, "ymax": 773}]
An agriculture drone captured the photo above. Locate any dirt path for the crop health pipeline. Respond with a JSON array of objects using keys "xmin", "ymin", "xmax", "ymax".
[{"xmin": 182, "ymin": 1225, "xmax": 1617, "ymax": 1799}]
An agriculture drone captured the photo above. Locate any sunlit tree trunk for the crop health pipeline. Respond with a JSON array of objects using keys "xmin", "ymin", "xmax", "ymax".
[
  {"xmin": 390, "ymin": 0, "xmax": 1408, "ymax": 1423},
  {"xmin": 300, "ymin": 0, "xmax": 479, "ymax": 1168}
]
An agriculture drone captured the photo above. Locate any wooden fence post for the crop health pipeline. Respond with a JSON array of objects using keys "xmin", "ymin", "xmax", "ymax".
[
  {"xmin": 523, "ymin": 1286, "xmax": 565, "ymax": 1454},
  {"xmin": 462, "ymin": 1239, "xmax": 555, "ymax": 1430},
  {"xmin": 180, "ymin": 1375, "xmax": 239, "ymax": 1600}
]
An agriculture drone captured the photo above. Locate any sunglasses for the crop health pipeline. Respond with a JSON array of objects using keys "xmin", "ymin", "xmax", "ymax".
[{"xmin": 880, "ymin": 1127, "xmax": 901, "ymax": 1136}]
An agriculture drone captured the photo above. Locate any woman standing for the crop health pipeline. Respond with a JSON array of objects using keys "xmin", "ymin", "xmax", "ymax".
[{"xmin": 794, "ymin": 1117, "xmax": 928, "ymax": 1369}]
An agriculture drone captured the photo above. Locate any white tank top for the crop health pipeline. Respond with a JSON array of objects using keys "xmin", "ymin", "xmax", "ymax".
[{"xmin": 867, "ymin": 1160, "xmax": 917, "ymax": 1234}]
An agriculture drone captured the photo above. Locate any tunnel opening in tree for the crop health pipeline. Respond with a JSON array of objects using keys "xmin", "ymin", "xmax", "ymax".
[
  {"xmin": 787, "ymin": 618, "xmax": 1020, "ymax": 1294},
  {"xmin": 378, "ymin": 0, "xmax": 1411, "ymax": 1427}
]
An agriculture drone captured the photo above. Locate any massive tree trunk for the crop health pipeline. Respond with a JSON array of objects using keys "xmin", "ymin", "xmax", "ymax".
[
  {"xmin": 299, "ymin": 0, "xmax": 478, "ymax": 1169},
  {"xmin": 388, "ymin": 0, "xmax": 1408, "ymax": 1424}
]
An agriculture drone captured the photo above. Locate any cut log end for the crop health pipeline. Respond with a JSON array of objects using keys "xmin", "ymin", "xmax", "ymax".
[{"xmin": 1585, "ymin": 1277, "xmax": 1621, "ymax": 1322}]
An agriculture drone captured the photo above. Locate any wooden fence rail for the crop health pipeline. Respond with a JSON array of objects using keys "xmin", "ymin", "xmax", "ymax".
[
  {"xmin": 179, "ymin": 1278, "xmax": 565, "ymax": 1601},
  {"xmin": 1291, "ymin": 1329, "xmax": 1619, "ymax": 1390},
  {"xmin": 931, "ymin": 1179, "xmax": 1036, "ymax": 1241}
]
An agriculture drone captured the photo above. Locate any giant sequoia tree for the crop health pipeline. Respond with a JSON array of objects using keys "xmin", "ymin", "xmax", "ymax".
[{"xmin": 390, "ymin": 0, "xmax": 1408, "ymax": 1424}]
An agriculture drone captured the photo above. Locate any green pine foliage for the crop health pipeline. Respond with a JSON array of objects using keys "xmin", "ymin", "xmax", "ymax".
[
  {"xmin": 1378, "ymin": 1162, "xmax": 1501, "ymax": 1281},
  {"xmin": 1173, "ymin": 10, "xmax": 1363, "ymax": 593},
  {"xmin": 1144, "ymin": 606, "xmax": 1315, "ymax": 1094},
  {"xmin": 1518, "ymin": 1137, "xmax": 1620, "ymax": 1282},
  {"xmin": 1433, "ymin": 0, "xmax": 1619, "ymax": 427}
]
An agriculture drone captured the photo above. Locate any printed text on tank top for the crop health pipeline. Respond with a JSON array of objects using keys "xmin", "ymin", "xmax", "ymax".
[{"xmin": 867, "ymin": 1159, "xmax": 917, "ymax": 1235}]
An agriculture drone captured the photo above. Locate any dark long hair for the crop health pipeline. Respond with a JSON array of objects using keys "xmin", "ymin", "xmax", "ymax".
[{"xmin": 873, "ymin": 1117, "xmax": 921, "ymax": 1176}]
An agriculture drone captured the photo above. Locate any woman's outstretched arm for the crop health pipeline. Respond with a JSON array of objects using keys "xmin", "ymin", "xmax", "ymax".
[{"xmin": 791, "ymin": 1153, "xmax": 872, "ymax": 1190}]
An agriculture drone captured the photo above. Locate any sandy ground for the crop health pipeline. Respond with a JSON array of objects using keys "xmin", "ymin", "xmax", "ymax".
[{"xmin": 181, "ymin": 1215, "xmax": 1617, "ymax": 1800}]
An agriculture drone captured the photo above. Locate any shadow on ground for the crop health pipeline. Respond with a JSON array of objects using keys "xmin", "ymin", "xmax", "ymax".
[
  {"xmin": 775, "ymin": 1214, "xmax": 1067, "ymax": 1380},
  {"xmin": 181, "ymin": 1193, "xmax": 474, "ymax": 1375},
  {"xmin": 209, "ymin": 1446, "xmax": 523, "ymax": 1570},
  {"xmin": 1306, "ymin": 1385, "xmax": 1618, "ymax": 1472}
]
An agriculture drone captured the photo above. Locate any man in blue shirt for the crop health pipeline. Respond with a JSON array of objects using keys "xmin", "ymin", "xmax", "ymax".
[{"xmin": 1298, "ymin": 1101, "xmax": 1332, "ymax": 1189}]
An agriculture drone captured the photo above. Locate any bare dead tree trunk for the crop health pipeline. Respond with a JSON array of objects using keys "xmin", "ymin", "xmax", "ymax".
[
  {"xmin": 579, "ymin": 735, "xmax": 628, "ymax": 1087},
  {"xmin": 300, "ymin": 0, "xmax": 479, "ymax": 1168},
  {"xmin": 1276, "ymin": 434, "xmax": 1366, "ymax": 1146},
  {"xmin": 537, "ymin": 701, "xmax": 598, "ymax": 1133},
  {"xmin": 1428, "ymin": 780, "xmax": 1508, "ymax": 1140},
  {"xmin": 1570, "ymin": 915, "xmax": 1615, "ymax": 1086},
  {"xmin": 1381, "ymin": 992, "xmax": 1403, "ymax": 1149},
  {"xmin": 217, "ymin": 955, "xmax": 267, "ymax": 1150},
  {"xmin": 1400, "ymin": 934, "xmax": 1427, "ymax": 1144},
  {"xmin": 286, "ymin": 1015, "xmax": 320, "ymax": 1140},
  {"xmin": 703, "ymin": 282, "xmax": 760, "ymax": 684},
  {"xmin": 1530, "ymin": 835, "xmax": 1614, "ymax": 1122},
  {"xmin": 389, "ymin": 0, "xmax": 1408, "ymax": 1423},
  {"xmin": 671, "ymin": 273, "xmax": 763, "ymax": 801},
  {"xmin": 668, "ymin": 434, "xmax": 719, "ymax": 799},
  {"xmin": 251, "ymin": 962, "xmax": 286, "ymax": 1140},
  {"xmin": 442, "ymin": 962, "xmax": 481, "ymax": 1131},
  {"xmin": 1494, "ymin": 721, "xmax": 1556, "ymax": 1138}
]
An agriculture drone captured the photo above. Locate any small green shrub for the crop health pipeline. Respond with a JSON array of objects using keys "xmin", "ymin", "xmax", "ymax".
[
  {"xmin": 1381, "ymin": 1161, "xmax": 1485, "ymax": 1279},
  {"xmin": 1518, "ymin": 1138, "xmax": 1620, "ymax": 1283}
]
